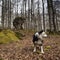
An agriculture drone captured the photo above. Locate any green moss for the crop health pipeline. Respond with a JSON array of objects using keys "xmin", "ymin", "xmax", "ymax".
[
  {"xmin": 15, "ymin": 32, "xmax": 24, "ymax": 39},
  {"xmin": 0, "ymin": 29, "xmax": 19, "ymax": 44},
  {"xmin": 36, "ymin": 50, "xmax": 41, "ymax": 54},
  {"xmin": 0, "ymin": 58, "xmax": 3, "ymax": 60},
  {"xmin": 45, "ymin": 46, "xmax": 51, "ymax": 51}
]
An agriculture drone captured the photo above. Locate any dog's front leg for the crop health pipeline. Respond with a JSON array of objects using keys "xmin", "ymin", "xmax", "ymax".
[
  {"xmin": 41, "ymin": 46, "xmax": 44, "ymax": 53},
  {"xmin": 33, "ymin": 46, "xmax": 36, "ymax": 52}
]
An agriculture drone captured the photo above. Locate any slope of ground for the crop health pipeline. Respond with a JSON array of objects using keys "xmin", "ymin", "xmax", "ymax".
[
  {"xmin": 0, "ymin": 31, "xmax": 60, "ymax": 60},
  {"xmin": 0, "ymin": 29, "xmax": 19, "ymax": 44}
]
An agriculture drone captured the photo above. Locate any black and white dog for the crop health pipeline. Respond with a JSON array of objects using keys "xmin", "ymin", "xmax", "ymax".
[{"xmin": 32, "ymin": 30, "xmax": 47, "ymax": 53}]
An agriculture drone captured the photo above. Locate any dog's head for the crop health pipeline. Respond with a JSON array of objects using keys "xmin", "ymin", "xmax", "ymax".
[{"xmin": 38, "ymin": 30, "xmax": 47, "ymax": 38}]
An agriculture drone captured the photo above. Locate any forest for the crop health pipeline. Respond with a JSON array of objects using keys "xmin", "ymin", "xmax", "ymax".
[
  {"xmin": 0, "ymin": 0, "xmax": 60, "ymax": 31},
  {"xmin": 0, "ymin": 0, "xmax": 60, "ymax": 60}
]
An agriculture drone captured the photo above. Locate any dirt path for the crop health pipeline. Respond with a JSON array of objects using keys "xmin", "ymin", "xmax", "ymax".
[{"xmin": 0, "ymin": 34, "xmax": 60, "ymax": 60}]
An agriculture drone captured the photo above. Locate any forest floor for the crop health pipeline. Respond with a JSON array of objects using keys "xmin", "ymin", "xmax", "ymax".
[{"xmin": 0, "ymin": 31, "xmax": 60, "ymax": 60}]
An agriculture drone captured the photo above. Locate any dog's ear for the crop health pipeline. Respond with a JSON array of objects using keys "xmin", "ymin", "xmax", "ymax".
[{"xmin": 38, "ymin": 30, "xmax": 44, "ymax": 34}]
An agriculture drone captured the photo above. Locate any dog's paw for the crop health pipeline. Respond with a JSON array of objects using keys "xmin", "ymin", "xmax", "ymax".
[
  {"xmin": 33, "ymin": 50, "xmax": 36, "ymax": 52},
  {"xmin": 41, "ymin": 52, "xmax": 44, "ymax": 54}
]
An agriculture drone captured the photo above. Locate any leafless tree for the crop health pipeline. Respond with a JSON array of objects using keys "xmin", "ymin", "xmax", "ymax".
[
  {"xmin": 28, "ymin": 0, "xmax": 30, "ymax": 29},
  {"xmin": 47, "ymin": 0, "xmax": 56, "ymax": 31},
  {"xmin": 42, "ymin": 0, "xmax": 45, "ymax": 31},
  {"xmin": 2, "ymin": 0, "xmax": 4, "ymax": 28},
  {"xmin": 8, "ymin": 0, "xmax": 11, "ymax": 28}
]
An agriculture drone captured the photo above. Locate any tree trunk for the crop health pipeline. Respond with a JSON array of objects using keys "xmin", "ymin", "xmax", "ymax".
[
  {"xmin": 47, "ymin": 0, "xmax": 56, "ymax": 31},
  {"xmin": 8, "ymin": 0, "xmax": 11, "ymax": 29},
  {"xmin": 2, "ymin": 0, "xmax": 4, "ymax": 29},
  {"xmin": 42, "ymin": 0, "xmax": 45, "ymax": 31},
  {"xmin": 28, "ymin": 0, "xmax": 30, "ymax": 29}
]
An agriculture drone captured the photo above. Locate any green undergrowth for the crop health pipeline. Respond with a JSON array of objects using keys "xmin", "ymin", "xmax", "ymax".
[
  {"xmin": 0, "ymin": 29, "xmax": 24, "ymax": 44},
  {"xmin": 47, "ymin": 30, "xmax": 60, "ymax": 35},
  {"xmin": 0, "ymin": 58, "xmax": 3, "ymax": 60},
  {"xmin": 0, "ymin": 29, "xmax": 40, "ymax": 44},
  {"xmin": 15, "ymin": 31, "xmax": 25, "ymax": 39},
  {"xmin": 44, "ymin": 46, "xmax": 51, "ymax": 51}
]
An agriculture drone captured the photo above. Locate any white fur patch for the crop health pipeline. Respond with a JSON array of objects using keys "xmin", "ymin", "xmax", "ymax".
[
  {"xmin": 33, "ymin": 47, "xmax": 36, "ymax": 52},
  {"xmin": 35, "ymin": 32, "xmax": 39, "ymax": 36},
  {"xmin": 42, "ymin": 32, "xmax": 47, "ymax": 37},
  {"xmin": 41, "ymin": 46, "xmax": 44, "ymax": 53}
]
